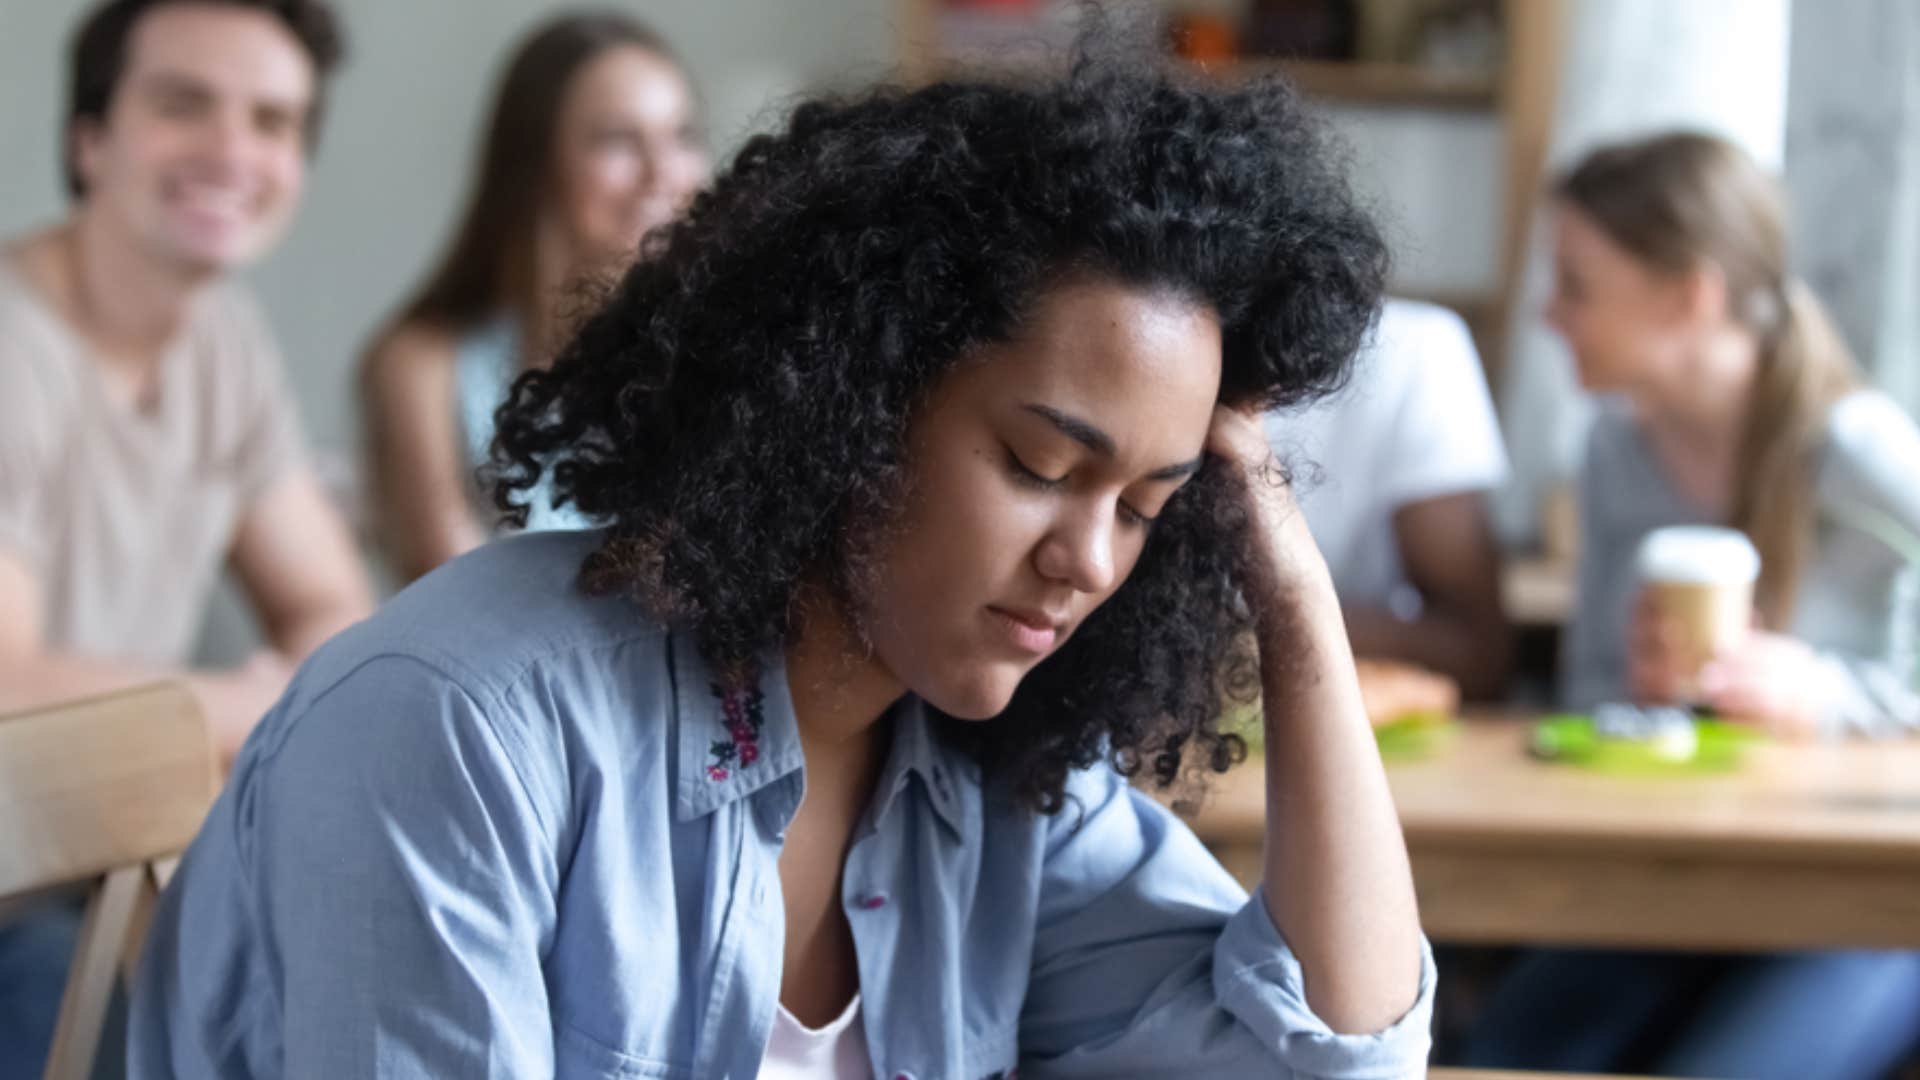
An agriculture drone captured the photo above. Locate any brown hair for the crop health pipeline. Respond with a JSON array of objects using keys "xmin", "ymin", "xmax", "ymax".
[
  {"xmin": 390, "ymin": 11, "xmax": 682, "ymax": 335},
  {"xmin": 66, "ymin": 0, "xmax": 345, "ymax": 198},
  {"xmin": 1557, "ymin": 132, "xmax": 1859, "ymax": 626}
]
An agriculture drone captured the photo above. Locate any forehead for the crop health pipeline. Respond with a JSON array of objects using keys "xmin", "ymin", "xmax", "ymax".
[
  {"xmin": 560, "ymin": 45, "xmax": 692, "ymax": 127},
  {"xmin": 1554, "ymin": 206, "xmax": 1634, "ymax": 272},
  {"xmin": 974, "ymin": 279, "xmax": 1222, "ymax": 446},
  {"xmin": 120, "ymin": 3, "xmax": 315, "ymax": 108}
]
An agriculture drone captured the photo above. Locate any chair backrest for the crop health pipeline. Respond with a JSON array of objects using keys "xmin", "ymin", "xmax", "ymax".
[{"xmin": 0, "ymin": 682, "xmax": 218, "ymax": 1080}]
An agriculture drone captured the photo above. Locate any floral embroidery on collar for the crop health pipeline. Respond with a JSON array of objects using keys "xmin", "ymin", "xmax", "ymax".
[{"xmin": 706, "ymin": 679, "xmax": 766, "ymax": 781}]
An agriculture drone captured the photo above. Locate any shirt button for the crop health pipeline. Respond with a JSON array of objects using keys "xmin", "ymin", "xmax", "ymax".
[{"xmin": 859, "ymin": 893, "xmax": 888, "ymax": 910}]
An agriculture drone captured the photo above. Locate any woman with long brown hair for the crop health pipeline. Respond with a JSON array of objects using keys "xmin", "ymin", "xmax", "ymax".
[
  {"xmin": 1467, "ymin": 131, "xmax": 1920, "ymax": 1078},
  {"xmin": 1554, "ymin": 132, "xmax": 1918, "ymax": 740},
  {"xmin": 360, "ymin": 11, "xmax": 708, "ymax": 582}
]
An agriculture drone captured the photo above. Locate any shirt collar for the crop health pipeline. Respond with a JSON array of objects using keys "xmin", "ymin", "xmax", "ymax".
[
  {"xmin": 867, "ymin": 695, "xmax": 972, "ymax": 840},
  {"xmin": 670, "ymin": 634, "xmax": 970, "ymax": 838},
  {"xmin": 671, "ymin": 634, "xmax": 806, "ymax": 823}
]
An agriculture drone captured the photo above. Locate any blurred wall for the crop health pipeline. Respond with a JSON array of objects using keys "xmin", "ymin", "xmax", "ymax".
[{"xmin": 1327, "ymin": 104, "xmax": 1503, "ymax": 300}]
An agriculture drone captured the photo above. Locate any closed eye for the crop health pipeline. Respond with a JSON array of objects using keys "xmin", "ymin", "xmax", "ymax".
[
  {"xmin": 1008, "ymin": 446, "xmax": 1158, "ymax": 528},
  {"xmin": 1005, "ymin": 448, "xmax": 1063, "ymax": 490}
]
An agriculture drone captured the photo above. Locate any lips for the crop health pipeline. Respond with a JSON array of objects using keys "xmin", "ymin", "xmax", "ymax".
[
  {"xmin": 165, "ymin": 176, "xmax": 262, "ymax": 229},
  {"xmin": 988, "ymin": 605, "xmax": 1067, "ymax": 655}
]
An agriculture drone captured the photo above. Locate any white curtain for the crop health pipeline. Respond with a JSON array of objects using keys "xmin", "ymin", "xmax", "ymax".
[{"xmin": 1493, "ymin": 0, "xmax": 1792, "ymax": 547}]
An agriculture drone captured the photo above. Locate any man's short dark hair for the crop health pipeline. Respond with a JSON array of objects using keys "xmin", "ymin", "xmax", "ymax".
[{"xmin": 65, "ymin": 0, "xmax": 345, "ymax": 198}]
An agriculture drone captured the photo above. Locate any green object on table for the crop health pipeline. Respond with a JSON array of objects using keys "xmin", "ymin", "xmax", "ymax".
[
  {"xmin": 1225, "ymin": 708, "xmax": 1458, "ymax": 760},
  {"xmin": 1374, "ymin": 711, "xmax": 1459, "ymax": 760},
  {"xmin": 1529, "ymin": 713, "xmax": 1761, "ymax": 773}
]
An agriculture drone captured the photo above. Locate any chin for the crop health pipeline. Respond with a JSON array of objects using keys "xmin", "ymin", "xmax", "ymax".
[
  {"xmin": 165, "ymin": 232, "xmax": 269, "ymax": 274},
  {"xmin": 915, "ymin": 665, "xmax": 1025, "ymax": 721}
]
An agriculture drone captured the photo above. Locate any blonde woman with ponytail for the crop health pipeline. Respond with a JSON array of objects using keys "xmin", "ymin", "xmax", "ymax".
[
  {"xmin": 1464, "ymin": 132, "xmax": 1920, "ymax": 1078},
  {"xmin": 1552, "ymin": 133, "xmax": 1920, "ymax": 739}
]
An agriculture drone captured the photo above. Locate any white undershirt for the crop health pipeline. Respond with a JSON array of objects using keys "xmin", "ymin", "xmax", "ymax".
[{"xmin": 758, "ymin": 993, "xmax": 872, "ymax": 1080}]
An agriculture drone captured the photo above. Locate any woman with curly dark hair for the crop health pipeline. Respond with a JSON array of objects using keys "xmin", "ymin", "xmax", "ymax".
[{"xmin": 130, "ymin": 31, "xmax": 1434, "ymax": 1079}]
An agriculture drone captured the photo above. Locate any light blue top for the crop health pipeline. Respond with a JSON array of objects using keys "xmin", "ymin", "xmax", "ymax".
[
  {"xmin": 456, "ymin": 316, "xmax": 593, "ymax": 533},
  {"xmin": 129, "ymin": 530, "xmax": 1436, "ymax": 1078},
  {"xmin": 1564, "ymin": 390, "xmax": 1920, "ymax": 735}
]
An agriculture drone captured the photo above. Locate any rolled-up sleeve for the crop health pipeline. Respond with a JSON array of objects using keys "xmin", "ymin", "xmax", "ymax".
[{"xmin": 1018, "ymin": 766, "xmax": 1435, "ymax": 1079}]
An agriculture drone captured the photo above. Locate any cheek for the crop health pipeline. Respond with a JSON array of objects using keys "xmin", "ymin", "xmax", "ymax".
[
  {"xmin": 558, "ymin": 151, "xmax": 636, "ymax": 221},
  {"xmin": 666, "ymin": 148, "xmax": 709, "ymax": 196},
  {"xmin": 866, "ymin": 450, "xmax": 1048, "ymax": 643},
  {"xmin": 889, "ymin": 457, "xmax": 1036, "ymax": 596},
  {"xmin": 263, "ymin": 148, "xmax": 305, "ymax": 201},
  {"xmin": 124, "ymin": 126, "xmax": 189, "ymax": 182}
]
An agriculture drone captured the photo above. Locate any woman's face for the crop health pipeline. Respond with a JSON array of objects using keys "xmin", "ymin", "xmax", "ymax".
[
  {"xmin": 858, "ymin": 279, "xmax": 1223, "ymax": 720},
  {"xmin": 549, "ymin": 44, "xmax": 708, "ymax": 265},
  {"xmin": 1545, "ymin": 204, "xmax": 1692, "ymax": 394}
]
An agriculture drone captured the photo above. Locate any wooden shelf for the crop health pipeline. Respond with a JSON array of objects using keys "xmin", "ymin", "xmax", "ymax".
[{"xmin": 1183, "ymin": 57, "xmax": 1499, "ymax": 109}]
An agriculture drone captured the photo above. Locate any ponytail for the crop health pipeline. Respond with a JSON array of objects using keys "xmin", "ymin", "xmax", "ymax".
[{"xmin": 1729, "ymin": 278, "xmax": 1859, "ymax": 626}]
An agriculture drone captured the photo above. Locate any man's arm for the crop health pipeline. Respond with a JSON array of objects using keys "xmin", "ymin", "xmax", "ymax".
[
  {"xmin": 1343, "ymin": 490, "xmax": 1513, "ymax": 701},
  {"xmin": 229, "ymin": 466, "xmax": 375, "ymax": 660},
  {"xmin": 0, "ymin": 552, "xmax": 289, "ymax": 758}
]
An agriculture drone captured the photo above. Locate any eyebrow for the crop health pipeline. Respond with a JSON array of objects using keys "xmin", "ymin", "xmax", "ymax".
[
  {"xmin": 1021, "ymin": 402, "xmax": 1203, "ymax": 482},
  {"xmin": 140, "ymin": 71, "xmax": 214, "ymax": 99},
  {"xmin": 139, "ymin": 70, "xmax": 309, "ymax": 117}
]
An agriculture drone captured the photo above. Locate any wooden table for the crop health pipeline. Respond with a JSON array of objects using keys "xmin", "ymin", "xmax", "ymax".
[
  {"xmin": 1175, "ymin": 715, "xmax": 1920, "ymax": 952},
  {"xmin": 1431, "ymin": 1071, "xmax": 1638, "ymax": 1080}
]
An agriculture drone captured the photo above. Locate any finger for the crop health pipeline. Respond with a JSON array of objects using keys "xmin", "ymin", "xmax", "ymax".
[
  {"xmin": 1204, "ymin": 404, "xmax": 1273, "ymax": 468},
  {"xmin": 1705, "ymin": 682, "xmax": 1762, "ymax": 719}
]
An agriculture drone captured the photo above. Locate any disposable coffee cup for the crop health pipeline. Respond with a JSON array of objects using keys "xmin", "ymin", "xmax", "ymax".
[{"xmin": 1635, "ymin": 526, "xmax": 1760, "ymax": 702}]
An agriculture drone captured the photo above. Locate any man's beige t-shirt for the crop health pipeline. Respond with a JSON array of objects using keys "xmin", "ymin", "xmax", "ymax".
[{"xmin": 0, "ymin": 257, "xmax": 305, "ymax": 665}]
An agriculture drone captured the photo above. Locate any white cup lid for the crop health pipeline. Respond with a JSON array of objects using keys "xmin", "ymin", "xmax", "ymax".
[{"xmin": 1635, "ymin": 526, "xmax": 1761, "ymax": 585}]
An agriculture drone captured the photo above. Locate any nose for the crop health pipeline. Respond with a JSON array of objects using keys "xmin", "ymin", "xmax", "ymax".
[
  {"xmin": 195, "ymin": 107, "xmax": 252, "ymax": 180},
  {"xmin": 1034, "ymin": 501, "xmax": 1118, "ymax": 595}
]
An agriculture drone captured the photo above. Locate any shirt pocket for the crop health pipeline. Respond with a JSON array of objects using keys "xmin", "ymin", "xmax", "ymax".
[{"xmin": 553, "ymin": 1019, "xmax": 695, "ymax": 1079}]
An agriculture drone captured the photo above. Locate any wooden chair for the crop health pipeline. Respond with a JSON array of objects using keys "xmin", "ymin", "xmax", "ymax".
[{"xmin": 0, "ymin": 683, "xmax": 218, "ymax": 1080}]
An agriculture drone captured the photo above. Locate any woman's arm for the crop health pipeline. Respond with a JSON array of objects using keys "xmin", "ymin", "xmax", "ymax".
[
  {"xmin": 1209, "ymin": 405, "xmax": 1425, "ymax": 1034},
  {"xmin": 1702, "ymin": 392, "xmax": 1920, "ymax": 736},
  {"xmin": 359, "ymin": 323, "xmax": 491, "ymax": 583},
  {"xmin": 1015, "ymin": 408, "xmax": 1434, "ymax": 1078}
]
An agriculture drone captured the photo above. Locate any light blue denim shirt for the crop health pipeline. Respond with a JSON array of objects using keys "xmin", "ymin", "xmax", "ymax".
[{"xmin": 129, "ymin": 531, "xmax": 1436, "ymax": 1078}]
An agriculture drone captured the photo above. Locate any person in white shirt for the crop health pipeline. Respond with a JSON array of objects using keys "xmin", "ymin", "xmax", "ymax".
[{"xmin": 1266, "ymin": 297, "xmax": 1513, "ymax": 714}]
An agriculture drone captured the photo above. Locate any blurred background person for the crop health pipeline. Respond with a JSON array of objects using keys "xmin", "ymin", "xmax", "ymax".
[
  {"xmin": 0, "ymin": 0, "xmax": 369, "ymax": 767},
  {"xmin": 0, "ymin": 0, "xmax": 368, "ymax": 1071},
  {"xmin": 1267, "ymin": 297, "xmax": 1513, "ymax": 722},
  {"xmin": 1467, "ymin": 130, "xmax": 1920, "ymax": 1080},
  {"xmin": 1554, "ymin": 132, "xmax": 1920, "ymax": 738},
  {"xmin": 359, "ymin": 11, "xmax": 710, "ymax": 584}
]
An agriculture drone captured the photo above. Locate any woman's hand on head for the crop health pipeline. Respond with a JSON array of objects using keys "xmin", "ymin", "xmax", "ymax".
[{"xmin": 1204, "ymin": 404, "xmax": 1331, "ymax": 595}]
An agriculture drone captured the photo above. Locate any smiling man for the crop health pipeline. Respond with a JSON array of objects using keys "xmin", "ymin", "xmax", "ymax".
[
  {"xmin": 0, "ymin": 2, "xmax": 369, "ymax": 1069},
  {"xmin": 0, "ymin": 0, "xmax": 369, "ymax": 750}
]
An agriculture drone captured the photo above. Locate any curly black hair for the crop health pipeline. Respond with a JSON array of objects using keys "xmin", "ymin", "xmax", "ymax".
[{"xmin": 490, "ymin": 25, "xmax": 1388, "ymax": 813}]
